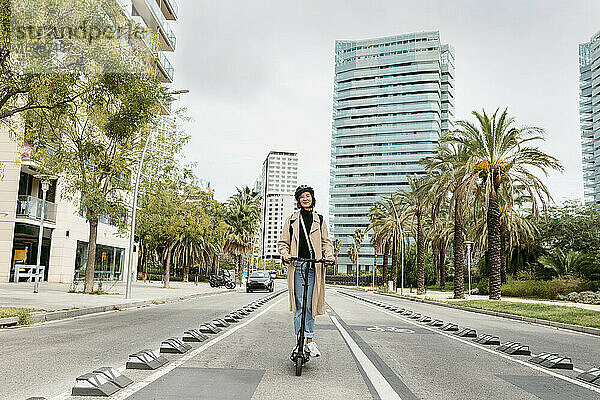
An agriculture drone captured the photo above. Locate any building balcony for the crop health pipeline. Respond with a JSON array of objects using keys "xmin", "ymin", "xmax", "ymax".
[
  {"xmin": 132, "ymin": 0, "xmax": 177, "ymax": 51},
  {"xmin": 155, "ymin": 50, "xmax": 174, "ymax": 82},
  {"xmin": 159, "ymin": 0, "xmax": 178, "ymax": 20},
  {"xmin": 16, "ymin": 196, "xmax": 57, "ymax": 223}
]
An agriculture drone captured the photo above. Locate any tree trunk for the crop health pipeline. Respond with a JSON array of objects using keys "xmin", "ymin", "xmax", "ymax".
[
  {"xmin": 382, "ymin": 242, "xmax": 389, "ymax": 283},
  {"xmin": 440, "ymin": 244, "xmax": 446, "ymax": 290},
  {"xmin": 183, "ymin": 263, "xmax": 189, "ymax": 282},
  {"xmin": 500, "ymin": 225, "xmax": 507, "ymax": 284},
  {"xmin": 390, "ymin": 239, "xmax": 397, "ymax": 291},
  {"xmin": 453, "ymin": 199, "xmax": 465, "ymax": 299},
  {"xmin": 235, "ymin": 254, "xmax": 242, "ymax": 286},
  {"xmin": 84, "ymin": 217, "xmax": 99, "ymax": 293},
  {"xmin": 433, "ymin": 242, "xmax": 440, "ymax": 286},
  {"xmin": 163, "ymin": 246, "xmax": 172, "ymax": 288},
  {"xmin": 416, "ymin": 212, "xmax": 425, "ymax": 295},
  {"xmin": 487, "ymin": 186, "xmax": 502, "ymax": 300}
]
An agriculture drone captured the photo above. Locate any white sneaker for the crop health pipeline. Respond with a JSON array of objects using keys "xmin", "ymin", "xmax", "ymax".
[{"xmin": 305, "ymin": 341, "xmax": 321, "ymax": 357}]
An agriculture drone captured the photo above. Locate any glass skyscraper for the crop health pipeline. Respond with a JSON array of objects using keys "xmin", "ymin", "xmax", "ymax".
[
  {"xmin": 580, "ymin": 30, "xmax": 600, "ymax": 205},
  {"xmin": 329, "ymin": 31, "xmax": 455, "ymax": 273}
]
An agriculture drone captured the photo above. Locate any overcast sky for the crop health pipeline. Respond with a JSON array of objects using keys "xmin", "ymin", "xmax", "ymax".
[{"xmin": 170, "ymin": 0, "xmax": 600, "ymax": 217}]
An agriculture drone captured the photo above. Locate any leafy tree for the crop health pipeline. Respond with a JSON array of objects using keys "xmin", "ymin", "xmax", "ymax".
[
  {"xmin": 537, "ymin": 200, "xmax": 600, "ymax": 254},
  {"xmin": 27, "ymin": 72, "xmax": 164, "ymax": 292}
]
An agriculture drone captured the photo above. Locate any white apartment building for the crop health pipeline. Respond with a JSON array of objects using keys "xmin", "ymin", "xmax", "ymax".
[
  {"xmin": 0, "ymin": 0, "xmax": 179, "ymax": 283},
  {"xmin": 259, "ymin": 152, "xmax": 298, "ymax": 261}
]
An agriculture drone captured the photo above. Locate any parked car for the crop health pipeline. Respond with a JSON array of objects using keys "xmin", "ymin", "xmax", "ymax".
[{"xmin": 246, "ymin": 270, "xmax": 274, "ymax": 293}]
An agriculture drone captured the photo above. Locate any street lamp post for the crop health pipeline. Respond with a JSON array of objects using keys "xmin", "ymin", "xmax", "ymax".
[
  {"xmin": 33, "ymin": 175, "xmax": 56, "ymax": 294},
  {"xmin": 125, "ymin": 90, "xmax": 189, "ymax": 299},
  {"xmin": 465, "ymin": 241, "xmax": 474, "ymax": 296}
]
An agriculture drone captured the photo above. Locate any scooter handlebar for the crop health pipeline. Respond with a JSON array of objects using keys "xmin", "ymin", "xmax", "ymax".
[{"xmin": 290, "ymin": 257, "xmax": 335, "ymax": 265}]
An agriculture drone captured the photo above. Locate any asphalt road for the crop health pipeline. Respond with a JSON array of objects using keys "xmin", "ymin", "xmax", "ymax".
[{"xmin": 3, "ymin": 283, "xmax": 600, "ymax": 400}]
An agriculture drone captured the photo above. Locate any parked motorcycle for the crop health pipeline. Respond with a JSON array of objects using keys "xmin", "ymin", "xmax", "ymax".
[{"xmin": 209, "ymin": 270, "xmax": 236, "ymax": 289}]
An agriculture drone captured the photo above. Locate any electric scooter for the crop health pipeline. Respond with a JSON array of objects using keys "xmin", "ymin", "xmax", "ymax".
[{"xmin": 290, "ymin": 257, "xmax": 333, "ymax": 376}]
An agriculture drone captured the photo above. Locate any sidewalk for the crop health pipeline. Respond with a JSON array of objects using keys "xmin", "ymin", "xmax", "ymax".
[
  {"xmin": 398, "ymin": 289, "xmax": 600, "ymax": 312},
  {"xmin": 0, "ymin": 280, "xmax": 231, "ymax": 326}
]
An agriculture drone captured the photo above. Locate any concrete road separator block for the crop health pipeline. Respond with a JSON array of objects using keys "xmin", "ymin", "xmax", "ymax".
[
  {"xmin": 410, "ymin": 313, "xmax": 422, "ymax": 320},
  {"xmin": 199, "ymin": 323, "xmax": 221, "ymax": 334},
  {"xmin": 440, "ymin": 323, "xmax": 459, "ymax": 332},
  {"xmin": 576, "ymin": 368, "xmax": 600, "ymax": 385},
  {"xmin": 160, "ymin": 338, "xmax": 192, "ymax": 354},
  {"xmin": 502, "ymin": 343, "xmax": 532, "ymax": 356},
  {"xmin": 126, "ymin": 349, "xmax": 168, "ymax": 370},
  {"xmin": 539, "ymin": 355, "xmax": 574, "ymax": 370},
  {"xmin": 454, "ymin": 328, "xmax": 477, "ymax": 337},
  {"xmin": 71, "ymin": 372, "xmax": 120, "ymax": 397},
  {"xmin": 223, "ymin": 314, "xmax": 238, "ymax": 323},
  {"xmin": 473, "ymin": 335, "xmax": 500, "ymax": 345},
  {"xmin": 528, "ymin": 352, "xmax": 559, "ymax": 365},
  {"xmin": 93, "ymin": 367, "xmax": 133, "ymax": 388},
  {"xmin": 183, "ymin": 329, "xmax": 209, "ymax": 342},
  {"xmin": 428, "ymin": 319, "xmax": 444, "ymax": 327},
  {"xmin": 212, "ymin": 318, "xmax": 230, "ymax": 328},
  {"xmin": 26, "ymin": 398, "xmax": 47, "ymax": 399}
]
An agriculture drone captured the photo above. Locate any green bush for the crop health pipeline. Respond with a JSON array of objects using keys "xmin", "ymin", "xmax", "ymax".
[
  {"xmin": 500, "ymin": 278, "xmax": 582, "ymax": 300},
  {"xmin": 477, "ymin": 278, "xmax": 489, "ymax": 295}
]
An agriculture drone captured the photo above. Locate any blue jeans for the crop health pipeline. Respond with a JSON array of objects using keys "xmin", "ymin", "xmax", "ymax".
[{"xmin": 294, "ymin": 261, "xmax": 315, "ymax": 339}]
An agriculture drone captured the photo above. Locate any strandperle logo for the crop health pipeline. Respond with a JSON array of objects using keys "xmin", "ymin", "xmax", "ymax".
[{"xmin": 10, "ymin": 0, "xmax": 155, "ymax": 74}]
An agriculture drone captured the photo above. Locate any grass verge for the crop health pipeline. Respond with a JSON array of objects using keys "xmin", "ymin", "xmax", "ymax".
[
  {"xmin": 0, "ymin": 307, "xmax": 39, "ymax": 325},
  {"xmin": 451, "ymin": 300, "xmax": 600, "ymax": 329}
]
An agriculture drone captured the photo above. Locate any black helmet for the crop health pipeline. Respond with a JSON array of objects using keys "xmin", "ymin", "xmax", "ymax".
[{"xmin": 294, "ymin": 185, "xmax": 314, "ymax": 200}]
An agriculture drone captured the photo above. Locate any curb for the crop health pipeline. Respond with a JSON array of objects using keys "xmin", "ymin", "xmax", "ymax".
[
  {"xmin": 0, "ymin": 289, "xmax": 231, "ymax": 328},
  {"xmin": 342, "ymin": 288, "xmax": 600, "ymax": 337}
]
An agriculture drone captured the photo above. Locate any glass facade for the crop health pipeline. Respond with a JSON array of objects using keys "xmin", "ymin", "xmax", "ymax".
[
  {"xmin": 330, "ymin": 32, "xmax": 455, "ymax": 273},
  {"xmin": 74, "ymin": 241, "xmax": 125, "ymax": 281},
  {"xmin": 580, "ymin": 30, "xmax": 600, "ymax": 205}
]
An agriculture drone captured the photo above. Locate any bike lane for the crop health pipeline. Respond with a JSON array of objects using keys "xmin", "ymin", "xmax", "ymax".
[
  {"xmin": 325, "ymin": 289, "xmax": 599, "ymax": 400},
  {"xmin": 109, "ymin": 290, "xmax": 371, "ymax": 400}
]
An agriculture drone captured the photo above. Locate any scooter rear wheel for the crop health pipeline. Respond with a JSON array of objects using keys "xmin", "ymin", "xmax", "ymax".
[{"xmin": 295, "ymin": 356, "xmax": 303, "ymax": 376}]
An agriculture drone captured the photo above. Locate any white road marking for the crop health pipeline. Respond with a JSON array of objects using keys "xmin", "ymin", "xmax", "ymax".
[
  {"xmin": 50, "ymin": 296, "xmax": 285, "ymax": 400},
  {"xmin": 341, "ymin": 293, "xmax": 600, "ymax": 395},
  {"xmin": 329, "ymin": 314, "xmax": 402, "ymax": 400}
]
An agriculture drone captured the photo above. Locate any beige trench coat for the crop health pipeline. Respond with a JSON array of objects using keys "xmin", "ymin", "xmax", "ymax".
[{"xmin": 277, "ymin": 210, "xmax": 334, "ymax": 317}]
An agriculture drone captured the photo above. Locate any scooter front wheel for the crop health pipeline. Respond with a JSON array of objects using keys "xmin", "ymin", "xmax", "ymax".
[
  {"xmin": 226, "ymin": 281, "xmax": 235, "ymax": 289},
  {"xmin": 295, "ymin": 356, "xmax": 303, "ymax": 376}
]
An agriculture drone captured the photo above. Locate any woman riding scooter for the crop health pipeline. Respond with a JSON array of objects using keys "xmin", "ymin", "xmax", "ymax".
[{"xmin": 278, "ymin": 185, "xmax": 334, "ymax": 360}]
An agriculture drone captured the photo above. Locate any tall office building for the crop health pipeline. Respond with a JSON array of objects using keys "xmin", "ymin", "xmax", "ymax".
[
  {"xmin": 0, "ymin": 0, "xmax": 179, "ymax": 283},
  {"xmin": 259, "ymin": 152, "xmax": 298, "ymax": 261},
  {"xmin": 580, "ymin": 30, "xmax": 600, "ymax": 205},
  {"xmin": 330, "ymin": 31, "xmax": 455, "ymax": 273}
]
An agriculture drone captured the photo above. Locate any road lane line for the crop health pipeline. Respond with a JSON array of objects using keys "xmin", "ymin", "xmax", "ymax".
[
  {"xmin": 329, "ymin": 314, "xmax": 403, "ymax": 400},
  {"xmin": 50, "ymin": 295, "xmax": 285, "ymax": 400},
  {"xmin": 339, "ymin": 292, "xmax": 600, "ymax": 395}
]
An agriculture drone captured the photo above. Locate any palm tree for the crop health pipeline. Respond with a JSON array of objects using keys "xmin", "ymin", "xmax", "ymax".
[
  {"xmin": 395, "ymin": 176, "xmax": 429, "ymax": 295},
  {"xmin": 538, "ymin": 249, "xmax": 588, "ymax": 278},
  {"xmin": 349, "ymin": 229, "xmax": 365, "ymax": 278},
  {"xmin": 422, "ymin": 142, "xmax": 471, "ymax": 299},
  {"xmin": 445, "ymin": 108, "xmax": 563, "ymax": 299},
  {"xmin": 332, "ymin": 238, "xmax": 342, "ymax": 274},
  {"xmin": 368, "ymin": 195, "xmax": 408, "ymax": 291},
  {"xmin": 224, "ymin": 186, "xmax": 261, "ymax": 286}
]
